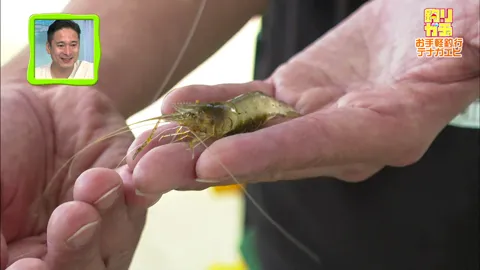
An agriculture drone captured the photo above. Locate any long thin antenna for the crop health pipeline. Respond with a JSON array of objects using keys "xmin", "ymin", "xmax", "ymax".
[
  {"xmin": 188, "ymin": 129, "xmax": 322, "ymax": 265},
  {"xmin": 147, "ymin": 1, "xmax": 320, "ymax": 262},
  {"xmin": 152, "ymin": 0, "xmax": 208, "ymax": 102},
  {"xmin": 115, "ymin": 125, "xmax": 180, "ymax": 169}
]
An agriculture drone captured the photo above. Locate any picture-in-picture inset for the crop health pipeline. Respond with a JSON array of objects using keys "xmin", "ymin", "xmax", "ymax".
[{"xmin": 28, "ymin": 13, "xmax": 100, "ymax": 86}]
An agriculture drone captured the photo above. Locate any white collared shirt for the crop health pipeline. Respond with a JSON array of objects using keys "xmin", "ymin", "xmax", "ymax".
[{"xmin": 35, "ymin": 60, "xmax": 94, "ymax": 79}]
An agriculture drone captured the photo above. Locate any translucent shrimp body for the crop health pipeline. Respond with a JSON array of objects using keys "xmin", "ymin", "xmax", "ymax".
[{"xmin": 133, "ymin": 91, "xmax": 301, "ymax": 158}]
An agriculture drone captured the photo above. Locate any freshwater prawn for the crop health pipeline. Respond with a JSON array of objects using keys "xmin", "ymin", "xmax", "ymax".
[
  {"xmin": 132, "ymin": 90, "xmax": 301, "ymax": 160},
  {"xmin": 44, "ymin": 0, "xmax": 322, "ymax": 265}
]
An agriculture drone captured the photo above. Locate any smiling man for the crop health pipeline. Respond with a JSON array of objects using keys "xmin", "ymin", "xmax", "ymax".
[{"xmin": 35, "ymin": 20, "xmax": 94, "ymax": 79}]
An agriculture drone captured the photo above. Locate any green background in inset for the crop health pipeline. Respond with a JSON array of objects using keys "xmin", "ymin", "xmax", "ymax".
[{"xmin": 27, "ymin": 13, "xmax": 101, "ymax": 86}]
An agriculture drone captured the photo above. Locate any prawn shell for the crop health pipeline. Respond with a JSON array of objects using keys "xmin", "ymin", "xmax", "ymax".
[{"xmin": 221, "ymin": 91, "xmax": 300, "ymax": 136}]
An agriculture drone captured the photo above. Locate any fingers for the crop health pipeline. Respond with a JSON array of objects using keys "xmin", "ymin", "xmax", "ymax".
[
  {"xmin": 127, "ymin": 110, "xmax": 386, "ymax": 191},
  {"xmin": 277, "ymin": 163, "xmax": 383, "ymax": 183},
  {"xmin": 191, "ymin": 162, "xmax": 383, "ymax": 187},
  {"xmin": 116, "ymin": 165, "xmax": 161, "ymax": 208},
  {"xmin": 6, "ymin": 258, "xmax": 47, "ymax": 270},
  {"xmin": 73, "ymin": 168, "xmax": 146, "ymax": 269},
  {"xmin": 43, "ymin": 201, "xmax": 104, "ymax": 270},
  {"xmin": 74, "ymin": 168, "xmax": 124, "ymax": 211},
  {"xmin": 74, "ymin": 166, "xmax": 152, "ymax": 211},
  {"xmin": 161, "ymin": 80, "xmax": 274, "ymax": 114},
  {"xmin": 126, "ymin": 80, "xmax": 274, "ymax": 193},
  {"xmin": 127, "ymin": 119, "xmax": 214, "ymax": 195},
  {"xmin": 195, "ymin": 108, "xmax": 397, "ymax": 181},
  {"xmin": 126, "ymin": 123, "xmax": 206, "ymax": 193},
  {"xmin": 127, "ymin": 80, "xmax": 277, "ymax": 192},
  {"xmin": 126, "ymin": 122, "xmax": 179, "ymax": 169},
  {"xmin": 133, "ymin": 81, "xmax": 394, "ymax": 188},
  {"xmin": 132, "ymin": 142, "xmax": 206, "ymax": 196}
]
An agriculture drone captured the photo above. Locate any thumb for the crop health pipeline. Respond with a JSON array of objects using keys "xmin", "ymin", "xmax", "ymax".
[
  {"xmin": 43, "ymin": 201, "xmax": 104, "ymax": 270},
  {"xmin": 195, "ymin": 90, "xmax": 423, "ymax": 183},
  {"xmin": 6, "ymin": 258, "xmax": 47, "ymax": 270}
]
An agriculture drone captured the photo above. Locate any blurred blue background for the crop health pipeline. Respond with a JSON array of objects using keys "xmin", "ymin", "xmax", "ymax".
[{"xmin": 34, "ymin": 19, "xmax": 94, "ymax": 67}]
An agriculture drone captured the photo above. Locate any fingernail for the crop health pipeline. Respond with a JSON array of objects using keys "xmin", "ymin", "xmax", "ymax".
[
  {"xmin": 94, "ymin": 185, "xmax": 120, "ymax": 210},
  {"xmin": 195, "ymin": 178, "xmax": 221, "ymax": 183},
  {"xmin": 135, "ymin": 189, "xmax": 163, "ymax": 207},
  {"xmin": 135, "ymin": 189, "xmax": 148, "ymax": 196},
  {"xmin": 67, "ymin": 221, "xmax": 98, "ymax": 248},
  {"xmin": 136, "ymin": 189, "xmax": 163, "ymax": 200}
]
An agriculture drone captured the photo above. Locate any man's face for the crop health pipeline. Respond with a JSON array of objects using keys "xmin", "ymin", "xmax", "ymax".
[{"xmin": 46, "ymin": 28, "xmax": 80, "ymax": 69}]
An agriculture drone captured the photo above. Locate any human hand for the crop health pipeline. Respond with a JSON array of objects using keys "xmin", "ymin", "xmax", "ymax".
[
  {"xmin": 128, "ymin": 0, "xmax": 478, "ymax": 195},
  {"xmin": 0, "ymin": 81, "xmax": 157, "ymax": 269}
]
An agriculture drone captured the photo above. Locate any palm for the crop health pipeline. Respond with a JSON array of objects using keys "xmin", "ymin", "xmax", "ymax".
[
  {"xmin": 259, "ymin": 0, "xmax": 479, "ymax": 180},
  {"xmin": 1, "ymin": 85, "xmax": 143, "ymax": 268},
  {"xmin": 157, "ymin": 0, "xmax": 477, "ymax": 185},
  {"xmin": 274, "ymin": 0, "xmax": 478, "ymax": 110}
]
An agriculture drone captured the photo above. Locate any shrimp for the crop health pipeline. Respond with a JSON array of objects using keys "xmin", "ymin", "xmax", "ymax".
[{"xmin": 132, "ymin": 90, "xmax": 302, "ymax": 160}]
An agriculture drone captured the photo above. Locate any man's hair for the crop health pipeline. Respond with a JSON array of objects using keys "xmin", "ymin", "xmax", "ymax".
[{"xmin": 47, "ymin": 20, "xmax": 81, "ymax": 44}]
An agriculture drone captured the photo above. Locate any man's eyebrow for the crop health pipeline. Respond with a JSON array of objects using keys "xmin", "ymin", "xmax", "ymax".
[{"xmin": 54, "ymin": 40, "xmax": 78, "ymax": 45}]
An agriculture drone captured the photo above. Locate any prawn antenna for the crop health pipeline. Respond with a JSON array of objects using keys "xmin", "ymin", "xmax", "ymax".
[
  {"xmin": 152, "ymin": 0, "xmax": 208, "ymax": 102},
  {"xmin": 187, "ymin": 129, "xmax": 322, "ymax": 265},
  {"xmin": 114, "ymin": 125, "xmax": 181, "ymax": 169},
  {"xmin": 46, "ymin": 116, "xmax": 171, "ymax": 199},
  {"xmin": 35, "ymin": 117, "xmax": 164, "ymax": 224}
]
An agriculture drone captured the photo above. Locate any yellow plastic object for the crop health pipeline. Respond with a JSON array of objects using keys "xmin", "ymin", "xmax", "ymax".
[
  {"xmin": 212, "ymin": 184, "xmax": 243, "ymax": 194},
  {"xmin": 207, "ymin": 261, "xmax": 248, "ymax": 270}
]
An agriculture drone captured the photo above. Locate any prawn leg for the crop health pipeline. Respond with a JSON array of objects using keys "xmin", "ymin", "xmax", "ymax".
[
  {"xmin": 159, "ymin": 130, "xmax": 211, "ymax": 159},
  {"xmin": 190, "ymin": 135, "xmax": 211, "ymax": 149},
  {"xmin": 187, "ymin": 134, "xmax": 212, "ymax": 159},
  {"xmin": 170, "ymin": 126, "xmax": 185, "ymax": 143},
  {"xmin": 156, "ymin": 129, "xmax": 192, "ymax": 142},
  {"xmin": 133, "ymin": 119, "xmax": 162, "ymax": 159},
  {"xmin": 133, "ymin": 126, "xmax": 190, "ymax": 160}
]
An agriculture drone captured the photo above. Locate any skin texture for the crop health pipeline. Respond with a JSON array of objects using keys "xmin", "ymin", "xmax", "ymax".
[
  {"xmin": 127, "ymin": 0, "xmax": 479, "ymax": 195},
  {"xmin": 0, "ymin": 0, "xmax": 478, "ymax": 269},
  {"xmin": 1, "ymin": 0, "xmax": 266, "ymax": 268},
  {"xmin": 0, "ymin": 83, "xmax": 158, "ymax": 270},
  {"xmin": 47, "ymin": 28, "xmax": 80, "ymax": 78}
]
